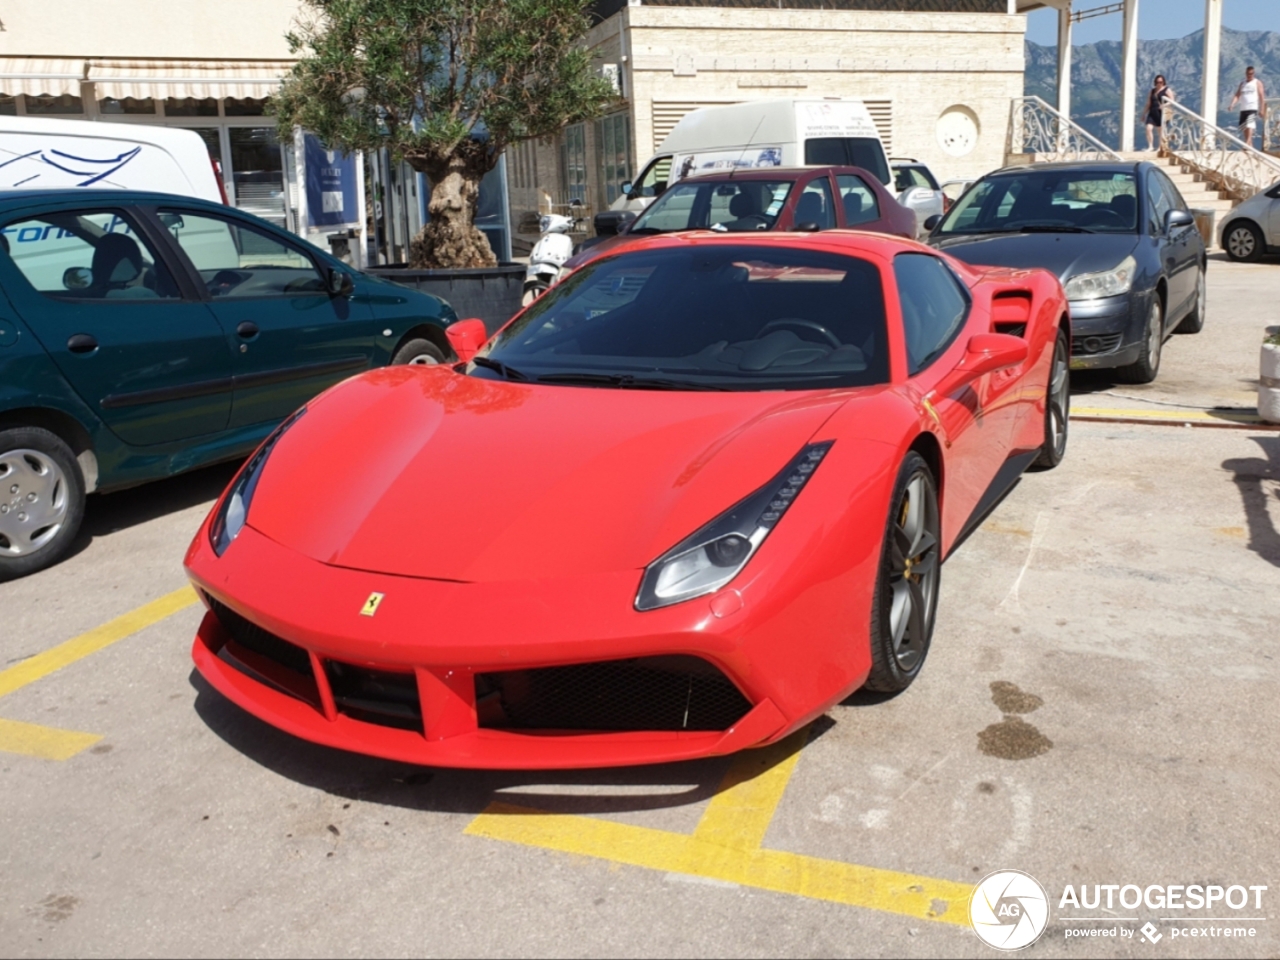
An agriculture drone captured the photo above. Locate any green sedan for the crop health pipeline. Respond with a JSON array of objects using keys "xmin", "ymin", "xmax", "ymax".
[{"xmin": 0, "ymin": 189, "xmax": 460, "ymax": 579}]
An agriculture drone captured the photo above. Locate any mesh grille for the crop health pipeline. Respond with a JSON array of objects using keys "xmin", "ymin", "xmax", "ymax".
[
  {"xmin": 476, "ymin": 656, "xmax": 752, "ymax": 732},
  {"xmin": 324, "ymin": 662, "xmax": 423, "ymax": 731},
  {"xmin": 207, "ymin": 596, "xmax": 312, "ymax": 676},
  {"xmin": 1071, "ymin": 332, "xmax": 1124, "ymax": 356}
]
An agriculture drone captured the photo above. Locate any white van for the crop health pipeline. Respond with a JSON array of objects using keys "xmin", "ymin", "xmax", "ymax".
[
  {"xmin": 0, "ymin": 117, "xmax": 223, "ymax": 203},
  {"xmin": 614, "ymin": 99, "xmax": 892, "ymax": 213}
]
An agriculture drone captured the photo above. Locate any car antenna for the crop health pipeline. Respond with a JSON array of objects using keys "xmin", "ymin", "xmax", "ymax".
[{"xmin": 729, "ymin": 115, "xmax": 767, "ymax": 180}]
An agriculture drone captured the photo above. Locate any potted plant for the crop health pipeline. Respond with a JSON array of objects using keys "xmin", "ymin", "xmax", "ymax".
[
  {"xmin": 273, "ymin": 0, "xmax": 618, "ymax": 327},
  {"xmin": 1261, "ymin": 327, "xmax": 1280, "ymax": 424}
]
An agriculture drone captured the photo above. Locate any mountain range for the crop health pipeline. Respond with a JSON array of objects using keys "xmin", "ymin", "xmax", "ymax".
[{"xmin": 1025, "ymin": 27, "xmax": 1280, "ymax": 147}]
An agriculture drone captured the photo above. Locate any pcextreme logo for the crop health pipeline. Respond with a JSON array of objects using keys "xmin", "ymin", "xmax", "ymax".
[{"xmin": 969, "ymin": 870, "xmax": 1050, "ymax": 950}]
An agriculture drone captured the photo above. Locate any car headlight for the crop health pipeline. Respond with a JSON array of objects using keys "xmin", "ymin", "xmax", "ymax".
[
  {"xmin": 209, "ymin": 408, "xmax": 306, "ymax": 556},
  {"xmin": 1064, "ymin": 255, "xmax": 1137, "ymax": 301},
  {"xmin": 635, "ymin": 442, "xmax": 833, "ymax": 611}
]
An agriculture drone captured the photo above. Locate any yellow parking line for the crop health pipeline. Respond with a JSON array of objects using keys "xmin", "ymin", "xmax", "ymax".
[
  {"xmin": 0, "ymin": 718, "xmax": 102, "ymax": 760},
  {"xmin": 0, "ymin": 585, "xmax": 199, "ymax": 760},
  {"xmin": 466, "ymin": 731, "xmax": 974, "ymax": 925},
  {"xmin": 0, "ymin": 586, "xmax": 198, "ymax": 699},
  {"xmin": 1073, "ymin": 407, "xmax": 1264, "ymax": 424}
]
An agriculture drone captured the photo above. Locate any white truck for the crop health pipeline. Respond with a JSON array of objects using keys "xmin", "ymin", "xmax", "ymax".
[
  {"xmin": 0, "ymin": 116, "xmax": 224, "ymax": 203},
  {"xmin": 614, "ymin": 99, "xmax": 893, "ymax": 214}
]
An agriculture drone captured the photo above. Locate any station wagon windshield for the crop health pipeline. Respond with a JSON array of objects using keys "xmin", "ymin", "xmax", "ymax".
[
  {"xmin": 937, "ymin": 170, "xmax": 1140, "ymax": 235},
  {"xmin": 476, "ymin": 245, "xmax": 889, "ymax": 391},
  {"xmin": 630, "ymin": 180, "xmax": 794, "ymax": 234}
]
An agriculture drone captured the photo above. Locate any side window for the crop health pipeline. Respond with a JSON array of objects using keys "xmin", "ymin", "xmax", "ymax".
[
  {"xmin": 2, "ymin": 210, "xmax": 180, "ymax": 301},
  {"xmin": 795, "ymin": 177, "xmax": 836, "ymax": 230},
  {"xmin": 160, "ymin": 211, "xmax": 325, "ymax": 298},
  {"xmin": 636, "ymin": 157, "xmax": 672, "ymax": 198},
  {"xmin": 1147, "ymin": 173, "xmax": 1173, "ymax": 234},
  {"xmin": 894, "ymin": 254, "xmax": 969, "ymax": 375},
  {"xmin": 837, "ymin": 174, "xmax": 881, "ymax": 226},
  {"xmin": 1157, "ymin": 170, "xmax": 1188, "ymax": 212}
]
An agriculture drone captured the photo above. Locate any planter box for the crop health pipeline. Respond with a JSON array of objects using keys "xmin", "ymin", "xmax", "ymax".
[{"xmin": 367, "ymin": 264, "xmax": 526, "ymax": 336}]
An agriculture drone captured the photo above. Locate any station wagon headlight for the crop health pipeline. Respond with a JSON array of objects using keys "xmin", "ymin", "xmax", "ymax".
[
  {"xmin": 1064, "ymin": 255, "xmax": 1136, "ymax": 301},
  {"xmin": 209, "ymin": 408, "xmax": 306, "ymax": 556},
  {"xmin": 636, "ymin": 442, "xmax": 833, "ymax": 611}
]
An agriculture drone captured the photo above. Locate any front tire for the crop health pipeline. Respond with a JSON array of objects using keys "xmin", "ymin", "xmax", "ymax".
[
  {"xmin": 391, "ymin": 339, "xmax": 446, "ymax": 366},
  {"xmin": 1175, "ymin": 266, "xmax": 1207, "ymax": 334},
  {"xmin": 863, "ymin": 452, "xmax": 941, "ymax": 693},
  {"xmin": 1032, "ymin": 326, "xmax": 1070, "ymax": 469},
  {"xmin": 0, "ymin": 427, "xmax": 85, "ymax": 581},
  {"xmin": 521, "ymin": 280, "xmax": 550, "ymax": 307},
  {"xmin": 1117, "ymin": 296, "xmax": 1164, "ymax": 384},
  {"xmin": 1223, "ymin": 221, "xmax": 1265, "ymax": 263}
]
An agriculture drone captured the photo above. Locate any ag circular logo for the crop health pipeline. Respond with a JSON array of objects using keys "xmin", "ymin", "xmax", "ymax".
[{"xmin": 969, "ymin": 870, "xmax": 1050, "ymax": 950}]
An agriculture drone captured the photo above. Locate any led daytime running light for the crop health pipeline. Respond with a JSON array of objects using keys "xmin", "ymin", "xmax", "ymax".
[{"xmin": 209, "ymin": 407, "xmax": 306, "ymax": 556}]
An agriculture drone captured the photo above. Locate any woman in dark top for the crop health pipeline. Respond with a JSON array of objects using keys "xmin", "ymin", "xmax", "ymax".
[{"xmin": 1145, "ymin": 75, "xmax": 1175, "ymax": 152}]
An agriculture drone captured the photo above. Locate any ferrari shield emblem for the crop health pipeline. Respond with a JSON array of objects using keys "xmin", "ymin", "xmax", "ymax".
[{"xmin": 360, "ymin": 592, "xmax": 385, "ymax": 617}]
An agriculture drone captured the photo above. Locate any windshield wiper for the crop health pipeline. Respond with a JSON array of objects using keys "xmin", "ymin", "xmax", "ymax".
[
  {"xmin": 471, "ymin": 355, "xmax": 530, "ymax": 381},
  {"xmin": 535, "ymin": 372, "xmax": 733, "ymax": 391},
  {"xmin": 1009, "ymin": 223, "xmax": 1096, "ymax": 234},
  {"xmin": 625, "ymin": 226, "xmax": 666, "ymax": 235}
]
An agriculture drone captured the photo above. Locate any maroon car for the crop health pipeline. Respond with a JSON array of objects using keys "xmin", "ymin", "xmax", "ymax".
[{"xmin": 564, "ymin": 165, "xmax": 915, "ymax": 272}]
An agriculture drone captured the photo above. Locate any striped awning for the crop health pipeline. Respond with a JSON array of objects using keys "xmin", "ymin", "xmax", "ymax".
[
  {"xmin": 88, "ymin": 59, "xmax": 294, "ymax": 100},
  {"xmin": 0, "ymin": 58, "xmax": 84, "ymax": 97}
]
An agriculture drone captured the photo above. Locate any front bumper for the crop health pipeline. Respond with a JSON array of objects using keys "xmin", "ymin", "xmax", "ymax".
[
  {"xmin": 185, "ymin": 523, "xmax": 860, "ymax": 769},
  {"xmin": 1066, "ymin": 293, "xmax": 1145, "ymax": 370}
]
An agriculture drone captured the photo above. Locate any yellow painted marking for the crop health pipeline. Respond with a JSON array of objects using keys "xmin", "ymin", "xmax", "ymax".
[
  {"xmin": 360, "ymin": 592, "xmax": 385, "ymax": 617},
  {"xmin": 465, "ymin": 730, "xmax": 973, "ymax": 925},
  {"xmin": 0, "ymin": 585, "xmax": 198, "ymax": 760},
  {"xmin": 1073, "ymin": 407, "xmax": 1264, "ymax": 424},
  {"xmin": 0, "ymin": 717, "xmax": 102, "ymax": 760}
]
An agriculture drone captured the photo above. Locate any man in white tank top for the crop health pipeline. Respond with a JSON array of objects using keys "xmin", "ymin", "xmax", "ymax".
[{"xmin": 1229, "ymin": 65, "xmax": 1267, "ymax": 148}]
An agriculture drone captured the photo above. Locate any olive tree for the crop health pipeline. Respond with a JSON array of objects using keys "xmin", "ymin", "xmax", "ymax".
[{"xmin": 275, "ymin": 0, "xmax": 617, "ymax": 268}]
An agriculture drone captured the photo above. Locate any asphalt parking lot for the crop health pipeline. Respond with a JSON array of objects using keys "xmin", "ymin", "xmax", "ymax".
[{"xmin": 2, "ymin": 259, "xmax": 1278, "ymax": 958}]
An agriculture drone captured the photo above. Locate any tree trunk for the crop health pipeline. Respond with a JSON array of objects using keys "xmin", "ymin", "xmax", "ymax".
[{"xmin": 409, "ymin": 148, "xmax": 497, "ymax": 269}]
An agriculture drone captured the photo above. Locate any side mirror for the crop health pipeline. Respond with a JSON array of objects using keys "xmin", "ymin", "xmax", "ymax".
[
  {"xmin": 327, "ymin": 267, "xmax": 354, "ymax": 297},
  {"xmin": 1165, "ymin": 209, "xmax": 1194, "ymax": 233},
  {"xmin": 923, "ymin": 214, "xmax": 943, "ymax": 233},
  {"xmin": 446, "ymin": 318, "xmax": 488, "ymax": 363},
  {"xmin": 620, "ymin": 180, "xmax": 633, "ymax": 197},
  {"xmin": 63, "ymin": 266, "xmax": 93, "ymax": 291},
  {"xmin": 957, "ymin": 333, "xmax": 1029, "ymax": 378}
]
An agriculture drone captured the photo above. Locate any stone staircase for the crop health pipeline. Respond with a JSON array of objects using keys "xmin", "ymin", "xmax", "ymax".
[{"xmin": 1116, "ymin": 151, "xmax": 1236, "ymax": 248}]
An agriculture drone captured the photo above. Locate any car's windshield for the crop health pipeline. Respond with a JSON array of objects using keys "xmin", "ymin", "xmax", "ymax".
[
  {"xmin": 630, "ymin": 179, "xmax": 794, "ymax": 234},
  {"xmin": 479, "ymin": 245, "xmax": 889, "ymax": 391},
  {"xmin": 937, "ymin": 170, "xmax": 1139, "ymax": 235}
]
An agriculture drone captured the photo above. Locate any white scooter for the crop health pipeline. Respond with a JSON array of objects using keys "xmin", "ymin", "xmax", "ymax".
[{"xmin": 523, "ymin": 203, "xmax": 583, "ymax": 306}]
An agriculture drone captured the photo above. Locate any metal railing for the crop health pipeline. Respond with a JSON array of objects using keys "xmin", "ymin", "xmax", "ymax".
[
  {"xmin": 1007, "ymin": 96, "xmax": 1123, "ymax": 163},
  {"xmin": 1161, "ymin": 100, "xmax": 1280, "ymax": 201}
]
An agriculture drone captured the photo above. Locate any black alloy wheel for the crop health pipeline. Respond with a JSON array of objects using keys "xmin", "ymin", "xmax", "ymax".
[
  {"xmin": 864, "ymin": 452, "xmax": 941, "ymax": 693},
  {"xmin": 1175, "ymin": 266, "xmax": 1207, "ymax": 334},
  {"xmin": 1033, "ymin": 326, "xmax": 1070, "ymax": 469},
  {"xmin": 1118, "ymin": 295, "xmax": 1164, "ymax": 384}
]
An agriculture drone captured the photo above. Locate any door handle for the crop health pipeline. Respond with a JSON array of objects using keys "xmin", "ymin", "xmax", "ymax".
[
  {"xmin": 236, "ymin": 321, "xmax": 259, "ymax": 339},
  {"xmin": 67, "ymin": 334, "xmax": 98, "ymax": 354}
]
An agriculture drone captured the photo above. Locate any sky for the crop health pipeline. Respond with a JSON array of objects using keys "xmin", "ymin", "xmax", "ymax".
[{"xmin": 1025, "ymin": 0, "xmax": 1276, "ymax": 46}]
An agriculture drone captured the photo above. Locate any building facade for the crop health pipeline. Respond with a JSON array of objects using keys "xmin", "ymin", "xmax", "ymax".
[{"xmin": 509, "ymin": 0, "xmax": 1028, "ymax": 252}]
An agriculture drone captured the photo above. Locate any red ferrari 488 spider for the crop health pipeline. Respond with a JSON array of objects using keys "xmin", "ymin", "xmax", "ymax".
[{"xmin": 185, "ymin": 232, "xmax": 1069, "ymax": 769}]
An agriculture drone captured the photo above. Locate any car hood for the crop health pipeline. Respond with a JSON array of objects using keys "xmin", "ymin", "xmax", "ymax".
[
  {"xmin": 931, "ymin": 232, "xmax": 1139, "ymax": 281},
  {"xmin": 246, "ymin": 367, "xmax": 853, "ymax": 582}
]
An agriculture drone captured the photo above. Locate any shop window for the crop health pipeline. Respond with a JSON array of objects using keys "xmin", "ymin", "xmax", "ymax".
[
  {"xmin": 165, "ymin": 97, "xmax": 219, "ymax": 117},
  {"xmin": 0, "ymin": 97, "xmax": 16, "ymax": 116},
  {"xmin": 561, "ymin": 123, "xmax": 587, "ymax": 205},
  {"xmin": 24, "ymin": 94, "xmax": 84, "ymax": 115},
  {"xmin": 224, "ymin": 97, "xmax": 270, "ymax": 117},
  {"xmin": 228, "ymin": 127, "xmax": 286, "ymax": 228},
  {"xmin": 99, "ymin": 97, "xmax": 156, "ymax": 115},
  {"xmin": 185, "ymin": 128, "xmax": 222, "ymax": 163},
  {"xmin": 595, "ymin": 112, "xmax": 631, "ymax": 206}
]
